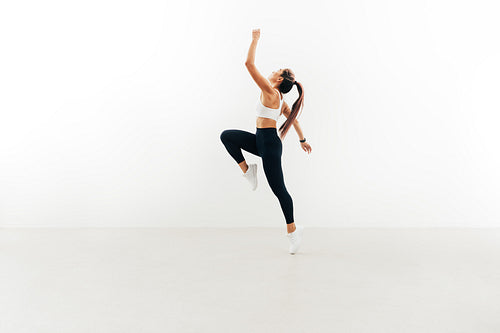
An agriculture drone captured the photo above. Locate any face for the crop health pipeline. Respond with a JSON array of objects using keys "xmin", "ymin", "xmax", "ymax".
[{"xmin": 268, "ymin": 68, "xmax": 284, "ymax": 84}]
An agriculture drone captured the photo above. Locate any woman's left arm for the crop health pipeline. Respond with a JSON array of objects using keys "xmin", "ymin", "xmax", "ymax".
[
  {"xmin": 293, "ymin": 121, "xmax": 312, "ymax": 154},
  {"xmin": 293, "ymin": 120, "xmax": 305, "ymax": 142},
  {"xmin": 283, "ymin": 103, "xmax": 312, "ymax": 154}
]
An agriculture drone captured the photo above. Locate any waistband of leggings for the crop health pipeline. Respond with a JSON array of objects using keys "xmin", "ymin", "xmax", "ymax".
[{"xmin": 256, "ymin": 127, "xmax": 277, "ymax": 131}]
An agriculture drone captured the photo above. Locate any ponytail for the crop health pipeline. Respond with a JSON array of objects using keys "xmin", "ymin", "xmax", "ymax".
[{"xmin": 278, "ymin": 80, "xmax": 304, "ymax": 141}]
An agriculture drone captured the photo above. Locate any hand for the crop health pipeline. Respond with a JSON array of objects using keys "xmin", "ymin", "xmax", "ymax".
[
  {"xmin": 300, "ymin": 141, "xmax": 312, "ymax": 154},
  {"xmin": 252, "ymin": 28, "xmax": 260, "ymax": 41}
]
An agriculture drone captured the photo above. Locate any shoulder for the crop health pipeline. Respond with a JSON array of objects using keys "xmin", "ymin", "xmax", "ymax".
[
  {"xmin": 262, "ymin": 88, "xmax": 281, "ymax": 99},
  {"xmin": 280, "ymin": 100, "xmax": 289, "ymax": 116},
  {"xmin": 273, "ymin": 89, "xmax": 282, "ymax": 99}
]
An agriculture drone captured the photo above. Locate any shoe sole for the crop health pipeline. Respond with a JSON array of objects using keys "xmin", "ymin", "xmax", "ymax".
[
  {"xmin": 242, "ymin": 164, "xmax": 258, "ymax": 191},
  {"xmin": 252, "ymin": 164, "xmax": 257, "ymax": 190}
]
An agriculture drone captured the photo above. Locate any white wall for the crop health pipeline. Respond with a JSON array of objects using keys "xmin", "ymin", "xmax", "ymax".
[{"xmin": 1, "ymin": 0, "xmax": 499, "ymax": 227}]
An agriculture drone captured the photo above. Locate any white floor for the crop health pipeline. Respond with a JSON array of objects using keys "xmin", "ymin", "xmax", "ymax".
[{"xmin": 1, "ymin": 227, "xmax": 499, "ymax": 333}]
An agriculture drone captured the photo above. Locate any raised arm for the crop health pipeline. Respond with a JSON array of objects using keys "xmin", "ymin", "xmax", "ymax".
[{"xmin": 245, "ymin": 29, "xmax": 275, "ymax": 95}]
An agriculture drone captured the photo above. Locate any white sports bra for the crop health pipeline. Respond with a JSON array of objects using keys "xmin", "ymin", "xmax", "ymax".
[{"xmin": 256, "ymin": 90, "xmax": 283, "ymax": 122}]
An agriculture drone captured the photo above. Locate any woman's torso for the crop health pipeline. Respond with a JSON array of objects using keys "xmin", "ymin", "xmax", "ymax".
[{"xmin": 256, "ymin": 89, "xmax": 283, "ymax": 129}]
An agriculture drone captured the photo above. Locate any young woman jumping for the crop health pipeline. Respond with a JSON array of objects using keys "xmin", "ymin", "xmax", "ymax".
[{"xmin": 220, "ymin": 28, "xmax": 312, "ymax": 254}]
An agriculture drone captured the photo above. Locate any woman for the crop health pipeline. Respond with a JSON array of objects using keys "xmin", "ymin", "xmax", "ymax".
[{"xmin": 220, "ymin": 29, "xmax": 312, "ymax": 254}]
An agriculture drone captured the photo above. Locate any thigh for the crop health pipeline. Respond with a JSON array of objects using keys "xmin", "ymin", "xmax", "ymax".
[
  {"xmin": 258, "ymin": 138, "xmax": 285, "ymax": 187},
  {"xmin": 221, "ymin": 129, "xmax": 260, "ymax": 157}
]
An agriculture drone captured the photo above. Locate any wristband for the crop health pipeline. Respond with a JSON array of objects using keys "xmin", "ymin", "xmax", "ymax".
[{"xmin": 300, "ymin": 138, "xmax": 306, "ymax": 143}]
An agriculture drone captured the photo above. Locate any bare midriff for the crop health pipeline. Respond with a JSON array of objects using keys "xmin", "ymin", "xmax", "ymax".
[
  {"xmin": 256, "ymin": 117, "xmax": 277, "ymax": 128},
  {"xmin": 256, "ymin": 91, "xmax": 283, "ymax": 129}
]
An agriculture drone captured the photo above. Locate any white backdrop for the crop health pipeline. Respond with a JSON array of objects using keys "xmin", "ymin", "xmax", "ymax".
[{"xmin": 1, "ymin": 0, "xmax": 499, "ymax": 227}]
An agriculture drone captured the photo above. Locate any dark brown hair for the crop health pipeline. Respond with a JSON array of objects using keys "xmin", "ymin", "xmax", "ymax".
[{"xmin": 277, "ymin": 68, "xmax": 304, "ymax": 140}]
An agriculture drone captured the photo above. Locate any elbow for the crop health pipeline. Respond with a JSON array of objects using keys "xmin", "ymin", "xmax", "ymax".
[{"xmin": 245, "ymin": 62, "xmax": 254, "ymax": 67}]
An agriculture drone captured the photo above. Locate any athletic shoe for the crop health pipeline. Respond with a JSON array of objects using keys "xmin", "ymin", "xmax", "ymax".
[
  {"xmin": 242, "ymin": 163, "xmax": 258, "ymax": 191},
  {"xmin": 287, "ymin": 225, "xmax": 304, "ymax": 254}
]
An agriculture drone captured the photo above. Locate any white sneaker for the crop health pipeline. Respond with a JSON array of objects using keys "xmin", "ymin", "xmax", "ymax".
[
  {"xmin": 242, "ymin": 163, "xmax": 258, "ymax": 191},
  {"xmin": 287, "ymin": 225, "xmax": 304, "ymax": 254}
]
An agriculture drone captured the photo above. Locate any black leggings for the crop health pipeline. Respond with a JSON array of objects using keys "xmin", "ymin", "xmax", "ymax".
[{"xmin": 220, "ymin": 127, "xmax": 294, "ymax": 224}]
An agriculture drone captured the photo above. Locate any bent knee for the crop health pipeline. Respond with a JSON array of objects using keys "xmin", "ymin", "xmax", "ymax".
[{"xmin": 220, "ymin": 130, "xmax": 230, "ymax": 142}]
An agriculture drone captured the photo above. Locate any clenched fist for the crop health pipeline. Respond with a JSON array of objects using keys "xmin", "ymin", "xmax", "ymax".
[{"xmin": 252, "ymin": 28, "xmax": 260, "ymax": 40}]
